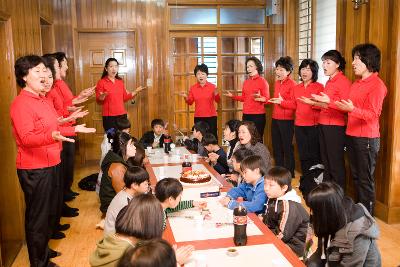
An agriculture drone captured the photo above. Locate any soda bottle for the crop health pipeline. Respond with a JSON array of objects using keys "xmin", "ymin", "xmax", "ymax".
[
  {"xmin": 182, "ymin": 154, "xmax": 192, "ymax": 172},
  {"xmin": 164, "ymin": 135, "xmax": 172, "ymax": 154},
  {"xmin": 233, "ymin": 197, "xmax": 247, "ymax": 246}
]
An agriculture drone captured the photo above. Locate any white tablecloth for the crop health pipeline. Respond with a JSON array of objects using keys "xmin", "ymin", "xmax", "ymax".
[
  {"xmin": 185, "ymin": 244, "xmax": 293, "ymax": 267},
  {"xmin": 147, "ymin": 147, "xmax": 193, "ymax": 164},
  {"xmin": 168, "ymin": 197, "xmax": 262, "ymax": 242}
]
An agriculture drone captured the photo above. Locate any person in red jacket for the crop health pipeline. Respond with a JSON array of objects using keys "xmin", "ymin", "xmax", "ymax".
[
  {"xmin": 224, "ymin": 56, "xmax": 270, "ymax": 139},
  {"xmin": 322, "ymin": 44, "xmax": 386, "ymax": 215},
  {"xmin": 300, "ymin": 50, "xmax": 351, "ymax": 190},
  {"xmin": 10, "ymin": 55, "xmax": 95, "ymax": 267},
  {"xmin": 270, "ymin": 59, "xmax": 323, "ymax": 180},
  {"xmin": 96, "ymin": 57, "xmax": 145, "ymax": 132},
  {"xmin": 270, "ymin": 56, "xmax": 297, "ymax": 177},
  {"xmin": 179, "ymin": 63, "xmax": 220, "ymax": 140}
]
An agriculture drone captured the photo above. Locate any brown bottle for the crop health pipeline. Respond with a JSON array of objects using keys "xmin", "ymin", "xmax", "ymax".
[
  {"xmin": 233, "ymin": 197, "xmax": 247, "ymax": 246},
  {"xmin": 182, "ymin": 154, "xmax": 192, "ymax": 173}
]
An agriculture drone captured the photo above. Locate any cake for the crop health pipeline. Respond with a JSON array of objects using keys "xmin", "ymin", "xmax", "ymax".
[{"xmin": 180, "ymin": 170, "xmax": 211, "ymax": 184}]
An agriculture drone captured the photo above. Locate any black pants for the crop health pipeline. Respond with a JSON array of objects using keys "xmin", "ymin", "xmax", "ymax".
[
  {"xmin": 17, "ymin": 166, "xmax": 58, "ymax": 267},
  {"xmin": 271, "ymin": 119, "xmax": 295, "ymax": 177},
  {"xmin": 319, "ymin": 125, "xmax": 346, "ymax": 190},
  {"xmin": 242, "ymin": 113, "xmax": 266, "ymax": 140},
  {"xmin": 194, "ymin": 116, "xmax": 218, "ymax": 141},
  {"xmin": 295, "ymin": 125, "xmax": 320, "ymax": 176},
  {"xmin": 61, "ymin": 138, "xmax": 76, "ymax": 194},
  {"xmin": 102, "ymin": 114, "xmax": 128, "ymax": 132},
  {"xmin": 346, "ymin": 136, "xmax": 380, "ymax": 215}
]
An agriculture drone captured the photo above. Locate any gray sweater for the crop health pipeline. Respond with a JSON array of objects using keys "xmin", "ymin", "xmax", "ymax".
[{"xmin": 239, "ymin": 142, "xmax": 272, "ymax": 172}]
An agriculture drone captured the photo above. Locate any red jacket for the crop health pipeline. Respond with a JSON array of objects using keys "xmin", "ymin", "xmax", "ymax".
[
  {"xmin": 96, "ymin": 77, "xmax": 133, "ymax": 116},
  {"xmin": 281, "ymin": 81, "xmax": 324, "ymax": 126},
  {"xmin": 346, "ymin": 73, "xmax": 387, "ymax": 138},
  {"xmin": 318, "ymin": 72, "xmax": 351, "ymax": 126},
  {"xmin": 52, "ymin": 79, "xmax": 75, "ymax": 117},
  {"xmin": 231, "ymin": 74, "xmax": 269, "ymax": 114},
  {"xmin": 46, "ymin": 83, "xmax": 65, "ymax": 117},
  {"xmin": 271, "ymin": 77, "xmax": 297, "ymax": 120},
  {"xmin": 10, "ymin": 90, "xmax": 75, "ymax": 169},
  {"xmin": 186, "ymin": 82, "xmax": 220, "ymax": 117}
]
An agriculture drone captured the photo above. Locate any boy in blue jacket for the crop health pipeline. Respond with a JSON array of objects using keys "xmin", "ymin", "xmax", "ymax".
[{"xmin": 219, "ymin": 155, "xmax": 267, "ymax": 213}]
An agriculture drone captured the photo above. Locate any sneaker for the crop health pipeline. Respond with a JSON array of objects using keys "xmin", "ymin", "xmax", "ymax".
[
  {"xmin": 57, "ymin": 223, "xmax": 70, "ymax": 231},
  {"xmin": 51, "ymin": 231, "xmax": 66, "ymax": 240},
  {"xmin": 49, "ymin": 248, "xmax": 61, "ymax": 258},
  {"xmin": 47, "ymin": 261, "xmax": 60, "ymax": 267}
]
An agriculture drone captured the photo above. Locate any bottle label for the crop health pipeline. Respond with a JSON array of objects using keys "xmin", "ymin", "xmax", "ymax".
[
  {"xmin": 233, "ymin": 215, "xmax": 247, "ymax": 225},
  {"xmin": 182, "ymin": 166, "xmax": 192, "ymax": 172}
]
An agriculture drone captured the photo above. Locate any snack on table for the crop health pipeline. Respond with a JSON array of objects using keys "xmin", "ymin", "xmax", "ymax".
[{"xmin": 180, "ymin": 170, "xmax": 211, "ymax": 184}]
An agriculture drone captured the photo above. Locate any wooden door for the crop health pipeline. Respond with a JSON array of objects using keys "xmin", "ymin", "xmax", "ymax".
[
  {"xmin": 77, "ymin": 32, "xmax": 137, "ymax": 163},
  {"xmin": 0, "ymin": 19, "xmax": 25, "ymax": 267}
]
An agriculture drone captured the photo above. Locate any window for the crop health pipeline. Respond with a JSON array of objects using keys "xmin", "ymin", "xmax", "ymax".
[{"xmin": 298, "ymin": 0, "xmax": 312, "ymax": 65}]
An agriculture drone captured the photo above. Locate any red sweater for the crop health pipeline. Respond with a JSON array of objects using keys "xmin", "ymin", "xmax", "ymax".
[
  {"xmin": 46, "ymin": 84, "xmax": 65, "ymax": 117},
  {"xmin": 319, "ymin": 72, "xmax": 351, "ymax": 126},
  {"xmin": 186, "ymin": 82, "xmax": 220, "ymax": 117},
  {"xmin": 346, "ymin": 73, "xmax": 387, "ymax": 138},
  {"xmin": 10, "ymin": 90, "xmax": 75, "ymax": 169},
  {"xmin": 53, "ymin": 79, "xmax": 75, "ymax": 117},
  {"xmin": 281, "ymin": 81, "xmax": 324, "ymax": 126},
  {"xmin": 96, "ymin": 77, "xmax": 134, "ymax": 116},
  {"xmin": 271, "ymin": 77, "xmax": 297, "ymax": 120},
  {"xmin": 231, "ymin": 74, "xmax": 269, "ymax": 114}
]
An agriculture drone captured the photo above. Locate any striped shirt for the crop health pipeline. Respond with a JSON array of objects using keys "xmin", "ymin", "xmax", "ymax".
[{"xmin": 163, "ymin": 200, "xmax": 194, "ymax": 230}]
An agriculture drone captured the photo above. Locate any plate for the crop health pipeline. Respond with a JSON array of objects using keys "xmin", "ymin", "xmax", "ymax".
[{"xmin": 180, "ymin": 179, "xmax": 213, "ymax": 187}]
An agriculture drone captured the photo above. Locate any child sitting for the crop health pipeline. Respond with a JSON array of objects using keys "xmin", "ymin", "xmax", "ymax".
[
  {"xmin": 202, "ymin": 133, "xmax": 229, "ymax": 174},
  {"xmin": 155, "ymin": 178, "xmax": 206, "ymax": 229},
  {"xmin": 183, "ymin": 121, "xmax": 209, "ymax": 157},
  {"xmin": 219, "ymin": 155, "xmax": 267, "ymax": 213},
  {"xmin": 226, "ymin": 148, "xmax": 254, "ymax": 186},
  {"xmin": 103, "ymin": 166, "xmax": 150, "ymax": 235},
  {"xmin": 262, "ymin": 166, "xmax": 309, "ymax": 256},
  {"xmin": 139, "ymin": 119, "xmax": 168, "ymax": 148}
]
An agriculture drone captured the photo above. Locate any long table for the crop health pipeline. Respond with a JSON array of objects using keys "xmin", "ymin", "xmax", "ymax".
[{"xmin": 145, "ymin": 147, "xmax": 305, "ymax": 267}]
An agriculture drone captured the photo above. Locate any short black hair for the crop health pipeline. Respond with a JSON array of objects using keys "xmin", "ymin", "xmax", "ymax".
[
  {"xmin": 124, "ymin": 166, "xmax": 149, "ymax": 188},
  {"xmin": 246, "ymin": 56, "xmax": 263, "ymax": 74},
  {"xmin": 299, "ymin": 59, "xmax": 319, "ymax": 82},
  {"xmin": 194, "ymin": 63, "xmax": 209, "ymax": 76},
  {"xmin": 231, "ymin": 148, "xmax": 254, "ymax": 163},
  {"xmin": 240, "ymin": 155, "xmax": 266, "ymax": 176},
  {"xmin": 193, "ymin": 121, "xmax": 209, "ymax": 137},
  {"xmin": 116, "ymin": 117, "xmax": 131, "ymax": 131},
  {"xmin": 351, "ymin": 43, "xmax": 381, "ymax": 72},
  {"xmin": 275, "ymin": 56, "xmax": 294, "ymax": 73},
  {"xmin": 151, "ymin": 119, "xmax": 165, "ymax": 128},
  {"xmin": 225, "ymin": 119, "xmax": 241, "ymax": 137},
  {"xmin": 52, "ymin": 52, "xmax": 67, "ymax": 66},
  {"xmin": 202, "ymin": 133, "xmax": 218, "ymax": 146},
  {"xmin": 265, "ymin": 166, "xmax": 292, "ymax": 192},
  {"xmin": 42, "ymin": 55, "xmax": 56, "ymax": 80},
  {"xmin": 155, "ymin": 178, "xmax": 183, "ymax": 202},
  {"xmin": 14, "ymin": 55, "xmax": 46, "ymax": 88},
  {"xmin": 321, "ymin": 50, "xmax": 346, "ymax": 71}
]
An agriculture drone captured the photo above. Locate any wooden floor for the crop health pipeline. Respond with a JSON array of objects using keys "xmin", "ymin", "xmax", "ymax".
[{"xmin": 11, "ymin": 161, "xmax": 400, "ymax": 267}]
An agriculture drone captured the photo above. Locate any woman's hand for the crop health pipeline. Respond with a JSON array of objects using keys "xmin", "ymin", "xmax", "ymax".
[
  {"xmin": 311, "ymin": 92, "xmax": 330, "ymax": 104},
  {"xmin": 223, "ymin": 90, "xmax": 233, "ymax": 97},
  {"xmin": 335, "ymin": 99, "xmax": 354, "ymax": 112},
  {"xmin": 268, "ymin": 93, "xmax": 283, "ymax": 104},
  {"xmin": 178, "ymin": 92, "xmax": 188, "ymax": 99},
  {"xmin": 74, "ymin": 124, "xmax": 96, "ymax": 133},
  {"xmin": 79, "ymin": 86, "xmax": 96, "ymax": 98},
  {"xmin": 72, "ymin": 95, "xmax": 89, "ymax": 105},
  {"xmin": 173, "ymin": 244, "xmax": 195, "ymax": 266},
  {"xmin": 52, "ymin": 131, "xmax": 75, "ymax": 142},
  {"xmin": 298, "ymin": 96, "xmax": 317, "ymax": 105},
  {"xmin": 67, "ymin": 105, "xmax": 84, "ymax": 112},
  {"xmin": 131, "ymin": 86, "xmax": 146, "ymax": 96},
  {"xmin": 98, "ymin": 91, "xmax": 108, "ymax": 101}
]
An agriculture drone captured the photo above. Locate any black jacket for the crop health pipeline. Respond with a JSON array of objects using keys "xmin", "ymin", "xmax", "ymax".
[{"xmin": 139, "ymin": 131, "xmax": 165, "ymax": 148}]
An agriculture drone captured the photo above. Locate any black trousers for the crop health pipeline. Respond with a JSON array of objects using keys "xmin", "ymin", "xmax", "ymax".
[
  {"xmin": 319, "ymin": 125, "xmax": 346, "ymax": 190},
  {"xmin": 50, "ymin": 165, "xmax": 63, "ymax": 235},
  {"xmin": 17, "ymin": 166, "xmax": 58, "ymax": 267},
  {"xmin": 271, "ymin": 119, "xmax": 295, "ymax": 177},
  {"xmin": 346, "ymin": 136, "xmax": 380, "ymax": 215},
  {"xmin": 194, "ymin": 116, "xmax": 218, "ymax": 141},
  {"xmin": 61, "ymin": 138, "xmax": 76, "ymax": 194},
  {"xmin": 295, "ymin": 125, "xmax": 321, "ymax": 176},
  {"xmin": 102, "ymin": 114, "xmax": 128, "ymax": 132},
  {"xmin": 242, "ymin": 113, "xmax": 266, "ymax": 140}
]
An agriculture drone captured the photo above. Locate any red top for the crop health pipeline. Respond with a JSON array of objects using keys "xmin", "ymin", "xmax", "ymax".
[
  {"xmin": 96, "ymin": 77, "xmax": 134, "ymax": 116},
  {"xmin": 318, "ymin": 72, "xmax": 351, "ymax": 126},
  {"xmin": 52, "ymin": 79, "xmax": 75, "ymax": 117},
  {"xmin": 271, "ymin": 77, "xmax": 297, "ymax": 120},
  {"xmin": 346, "ymin": 73, "xmax": 387, "ymax": 138},
  {"xmin": 46, "ymin": 83, "xmax": 65, "ymax": 117},
  {"xmin": 10, "ymin": 90, "xmax": 75, "ymax": 169},
  {"xmin": 186, "ymin": 82, "xmax": 220, "ymax": 117},
  {"xmin": 281, "ymin": 81, "xmax": 324, "ymax": 126},
  {"xmin": 231, "ymin": 74, "xmax": 269, "ymax": 114}
]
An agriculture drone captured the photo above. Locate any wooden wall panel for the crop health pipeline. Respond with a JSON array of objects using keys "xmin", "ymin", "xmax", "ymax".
[
  {"xmin": 39, "ymin": 0, "xmax": 53, "ymax": 23},
  {"xmin": 336, "ymin": 0, "xmax": 400, "ymax": 223}
]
